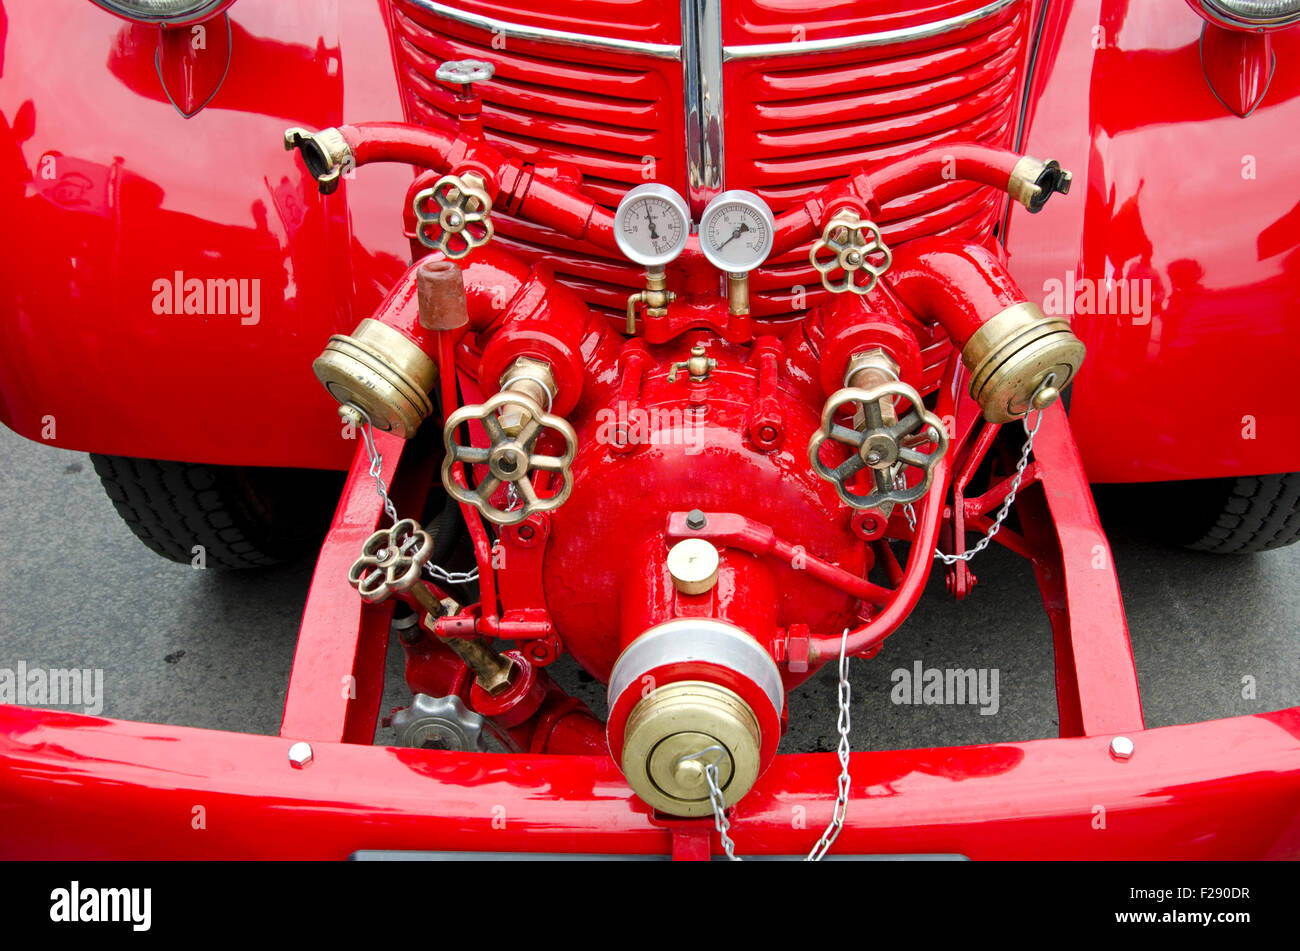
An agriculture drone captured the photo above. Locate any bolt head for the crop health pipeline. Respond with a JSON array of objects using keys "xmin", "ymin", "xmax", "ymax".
[
  {"xmin": 1109, "ymin": 736, "xmax": 1135, "ymax": 760},
  {"xmin": 685, "ymin": 509, "xmax": 707, "ymax": 531},
  {"xmin": 288, "ymin": 741, "xmax": 314, "ymax": 768}
]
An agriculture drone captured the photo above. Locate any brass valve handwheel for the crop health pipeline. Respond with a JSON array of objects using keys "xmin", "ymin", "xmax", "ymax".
[
  {"xmin": 442, "ymin": 391, "xmax": 577, "ymax": 526},
  {"xmin": 809, "ymin": 210, "xmax": 892, "ymax": 295},
  {"xmin": 347, "ymin": 519, "xmax": 434, "ymax": 603},
  {"xmin": 808, "ymin": 381, "xmax": 948, "ymax": 510},
  {"xmin": 413, "ymin": 172, "xmax": 494, "ymax": 259}
]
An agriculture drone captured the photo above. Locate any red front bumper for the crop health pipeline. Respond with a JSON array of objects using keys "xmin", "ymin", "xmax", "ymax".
[{"xmin": 2, "ymin": 703, "xmax": 1298, "ymax": 859}]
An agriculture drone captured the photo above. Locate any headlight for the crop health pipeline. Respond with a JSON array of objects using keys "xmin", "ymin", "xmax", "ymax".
[
  {"xmin": 90, "ymin": 1, "xmax": 233, "ymax": 26},
  {"xmin": 1196, "ymin": 0, "xmax": 1300, "ymax": 29}
]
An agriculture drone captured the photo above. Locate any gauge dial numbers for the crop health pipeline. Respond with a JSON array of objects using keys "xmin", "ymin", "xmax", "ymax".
[
  {"xmin": 614, "ymin": 184, "xmax": 691, "ymax": 267},
  {"xmin": 698, "ymin": 191, "xmax": 776, "ymax": 273}
]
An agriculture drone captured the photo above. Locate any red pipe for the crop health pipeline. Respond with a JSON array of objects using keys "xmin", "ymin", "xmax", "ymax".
[
  {"xmin": 869, "ymin": 143, "xmax": 1021, "ymax": 206},
  {"xmin": 772, "ymin": 144, "xmax": 1025, "ymax": 254},
  {"xmin": 339, "ymin": 121, "xmax": 456, "ymax": 169},
  {"xmin": 885, "ymin": 237, "xmax": 1029, "ymax": 348},
  {"xmin": 338, "ymin": 122, "xmax": 618, "ymax": 251}
]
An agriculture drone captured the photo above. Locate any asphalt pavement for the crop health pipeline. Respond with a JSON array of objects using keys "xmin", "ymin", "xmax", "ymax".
[{"xmin": 0, "ymin": 422, "xmax": 1295, "ymax": 753}]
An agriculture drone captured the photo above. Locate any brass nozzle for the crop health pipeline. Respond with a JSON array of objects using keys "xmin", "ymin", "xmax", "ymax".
[
  {"xmin": 313, "ymin": 319, "xmax": 437, "ymax": 438},
  {"xmin": 962, "ymin": 302, "xmax": 1085, "ymax": 423}
]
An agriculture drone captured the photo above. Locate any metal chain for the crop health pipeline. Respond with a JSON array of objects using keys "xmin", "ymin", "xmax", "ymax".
[
  {"xmin": 350, "ymin": 405, "xmax": 399, "ymax": 525},
  {"xmin": 933, "ymin": 374, "xmax": 1054, "ymax": 566},
  {"xmin": 346, "ymin": 403, "xmax": 477, "ymax": 584},
  {"xmin": 807, "ymin": 627, "xmax": 852, "ymax": 861},
  {"xmin": 678, "ymin": 745, "xmax": 740, "ymax": 861}
]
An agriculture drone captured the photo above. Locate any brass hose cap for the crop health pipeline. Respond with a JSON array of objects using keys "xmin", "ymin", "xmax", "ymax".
[
  {"xmin": 621, "ymin": 680, "xmax": 762, "ymax": 817},
  {"xmin": 312, "ymin": 318, "xmax": 436, "ymax": 438},
  {"xmin": 962, "ymin": 302, "xmax": 1085, "ymax": 423}
]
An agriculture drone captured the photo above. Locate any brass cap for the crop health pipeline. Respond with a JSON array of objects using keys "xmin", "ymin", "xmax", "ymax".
[
  {"xmin": 312, "ymin": 318, "xmax": 437, "ymax": 438},
  {"xmin": 961, "ymin": 302, "xmax": 1085, "ymax": 423},
  {"xmin": 666, "ymin": 538, "xmax": 720, "ymax": 595},
  {"xmin": 621, "ymin": 680, "xmax": 761, "ymax": 817}
]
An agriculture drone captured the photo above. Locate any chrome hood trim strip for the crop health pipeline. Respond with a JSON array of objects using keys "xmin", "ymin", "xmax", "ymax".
[
  {"xmin": 403, "ymin": 0, "xmax": 683, "ymax": 60},
  {"xmin": 722, "ymin": 0, "xmax": 1020, "ymax": 61}
]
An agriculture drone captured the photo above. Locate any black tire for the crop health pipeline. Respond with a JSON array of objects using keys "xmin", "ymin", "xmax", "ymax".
[
  {"xmin": 90, "ymin": 455, "xmax": 344, "ymax": 569},
  {"xmin": 1098, "ymin": 472, "xmax": 1300, "ymax": 555}
]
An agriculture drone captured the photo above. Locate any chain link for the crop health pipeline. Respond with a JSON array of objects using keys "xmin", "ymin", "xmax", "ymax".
[
  {"xmin": 678, "ymin": 745, "xmax": 740, "ymax": 861},
  {"xmin": 933, "ymin": 374, "xmax": 1055, "ymax": 567},
  {"xmin": 346, "ymin": 403, "xmax": 478, "ymax": 585},
  {"xmin": 807, "ymin": 628, "xmax": 852, "ymax": 861}
]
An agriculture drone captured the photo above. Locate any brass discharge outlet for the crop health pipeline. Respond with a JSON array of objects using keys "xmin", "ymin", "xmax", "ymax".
[
  {"xmin": 1007, "ymin": 156, "xmax": 1073, "ymax": 213},
  {"xmin": 962, "ymin": 301, "xmax": 1086, "ymax": 423},
  {"xmin": 621, "ymin": 681, "xmax": 762, "ymax": 817},
  {"xmin": 284, "ymin": 127, "xmax": 354, "ymax": 195},
  {"xmin": 626, "ymin": 266, "xmax": 676, "ymax": 334},
  {"xmin": 313, "ymin": 319, "xmax": 437, "ymax": 438}
]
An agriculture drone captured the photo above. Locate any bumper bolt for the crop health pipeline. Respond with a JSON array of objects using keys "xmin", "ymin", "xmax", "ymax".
[
  {"xmin": 288, "ymin": 741, "xmax": 314, "ymax": 769},
  {"xmin": 1109, "ymin": 736, "xmax": 1134, "ymax": 760}
]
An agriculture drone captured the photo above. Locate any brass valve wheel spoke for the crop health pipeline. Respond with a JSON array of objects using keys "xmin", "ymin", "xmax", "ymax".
[
  {"xmin": 413, "ymin": 173, "xmax": 495, "ymax": 260},
  {"xmin": 807, "ymin": 381, "xmax": 948, "ymax": 511},
  {"xmin": 347, "ymin": 518, "xmax": 436, "ymax": 603},
  {"xmin": 442, "ymin": 390, "xmax": 577, "ymax": 526},
  {"xmin": 809, "ymin": 210, "xmax": 892, "ymax": 296}
]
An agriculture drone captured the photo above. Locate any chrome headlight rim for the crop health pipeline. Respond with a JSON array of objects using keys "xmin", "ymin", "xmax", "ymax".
[
  {"xmin": 89, "ymin": 0, "xmax": 233, "ymax": 27},
  {"xmin": 1197, "ymin": 0, "xmax": 1300, "ymax": 30}
]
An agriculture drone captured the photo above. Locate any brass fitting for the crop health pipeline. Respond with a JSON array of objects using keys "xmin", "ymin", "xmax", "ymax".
[
  {"xmin": 496, "ymin": 356, "xmax": 557, "ymax": 435},
  {"xmin": 626, "ymin": 267, "xmax": 676, "ymax": 334},
  {"xmin": 1008, "ymin": 156, "xmax": 1072, "ymax": 213},
  {"xmin": 313, "ymin": 319, "xmax": 437, "ymax": 437},
  {"xmin": 284, "ymin": 127, "xmax": 354, "ymax": 195},
  {"xmin": 727, "ymin": 272, "xmax": 750, "ymax": 316},
  {"xmin": 962, "ymin": 301, "xmax": 1086, "ymax": 423},
  {"xmin": 667, "ymin": 344, "xmax": 716, "ymax": 383},
  {"xmin": 844, "ymin": 349, "xmax": 901, "ymax": 430},
  {"xmin": 621, "ymin": 681, "xmax": 762, "ymax": 817}
]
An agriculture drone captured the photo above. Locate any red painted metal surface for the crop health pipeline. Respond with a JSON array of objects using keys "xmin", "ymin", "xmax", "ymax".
[
  {"xmin": 1005, "ymin": 0, "xmax": 1300, "ymax": 482},
  {"xmin": 0, "ymin": 0, "xmax": 410, "ymax": 470},
  {"xmin": 3, "ymin": 702, "xmax": 1298, "ymax": 859},
  {"xmin": 0, "ymin": 0, "xmax": 1296, "ymax": 858}
]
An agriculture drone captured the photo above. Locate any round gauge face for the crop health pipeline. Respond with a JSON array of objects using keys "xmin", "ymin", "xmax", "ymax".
[
  {"xmin": 699, "ymin": 191, "xmax": 776, "ymax": 273},
  {"xmin": 614, "ymin": 184, "xmax": 690, "ymax": 267}
]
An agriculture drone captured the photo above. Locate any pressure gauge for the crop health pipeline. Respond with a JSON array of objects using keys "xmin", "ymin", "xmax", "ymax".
[
  {"xmin": 614, "ymin": 184, "xmax": 690, "ymax": 267},
  {"xmin": 698, "ymin": 190, "xmax": 775, "ymax": 273}
]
